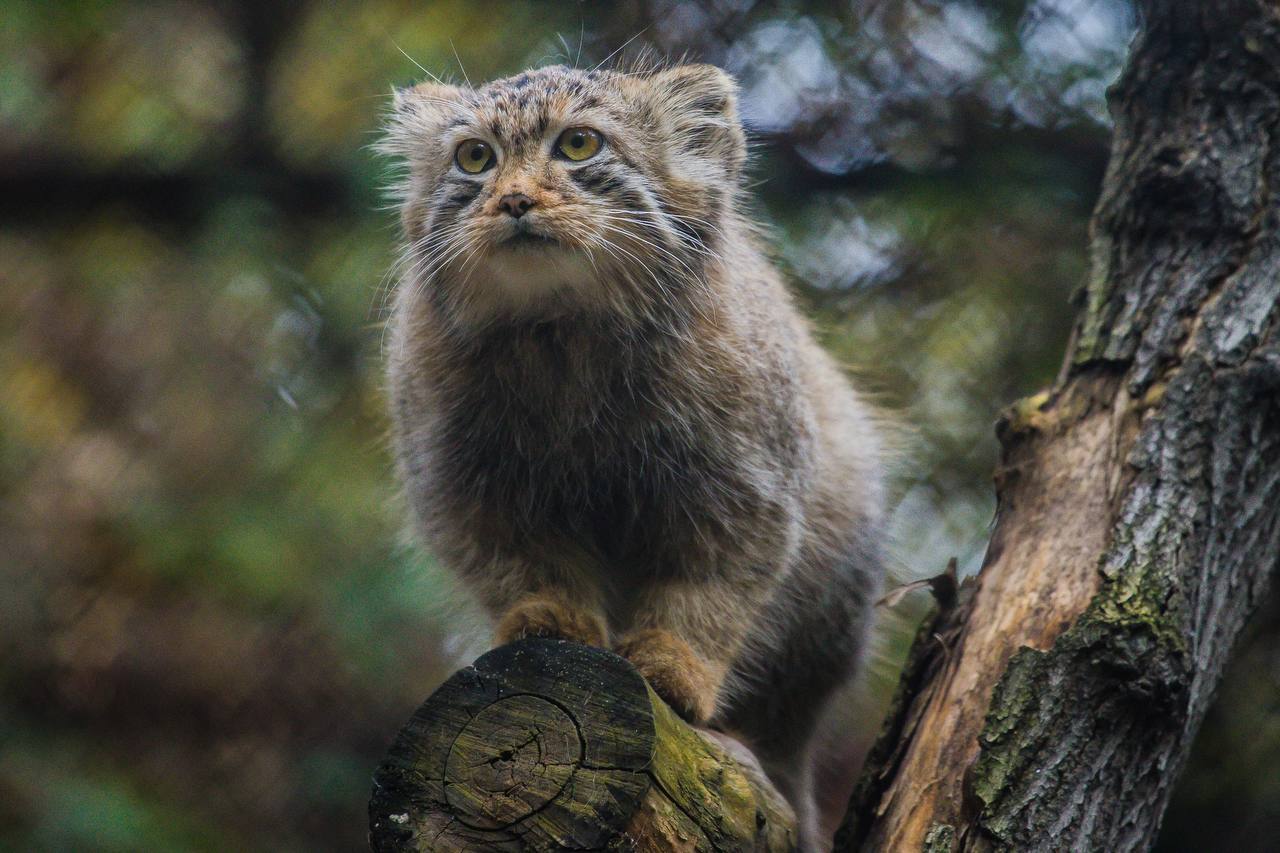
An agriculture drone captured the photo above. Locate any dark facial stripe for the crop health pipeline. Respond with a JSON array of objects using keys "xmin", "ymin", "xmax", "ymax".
[
  {"xmin": 569, "ymin": 164, "xmax": 624, "ymax": 196},
  {"xmin": 615, "ymin": 188, "xmax": 646, "ymax": 211},
  {"xmin": 571, "ymin": 165, "xmax": 704, "ymax": 261},
  {"xmin": 656, "ymin": 194, "xmax": 707, "ymax": 246},
  {"xmin": 435, "ymin": 180, "xmax": 482, "ymax": 218}
]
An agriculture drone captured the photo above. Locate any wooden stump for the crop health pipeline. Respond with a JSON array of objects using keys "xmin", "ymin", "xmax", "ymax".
[{"xmin": 369, "ymin": 638, "xmax": 796, "ymax": 852}]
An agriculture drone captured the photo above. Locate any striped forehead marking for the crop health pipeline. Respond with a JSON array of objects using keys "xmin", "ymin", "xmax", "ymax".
[{"xmin": 467, "ymin": 68, "xmax": 618, "ymax": 154}]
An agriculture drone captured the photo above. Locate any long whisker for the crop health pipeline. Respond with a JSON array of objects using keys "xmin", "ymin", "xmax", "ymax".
[
  {"xmin": 394, "ymin": 43, "xmax": 443, "ymax": 84},
  {"xmin": 591, "ymin": 230, "xmax": 681, "ymax": 310},
  {"xmin": 415, "ymin": 231, "xmax": 476, "ymax": 284},
  {"xmin": 593, "ymin": 214, "xmax": 720, "ymax": 265},
  {"xmin": 592, "ymin": 204, "xmax": 726, "ymax": 257},
  {"xmin": 593, "ymin": 225, "xmax": 706, "ymax": 285},
  {"xmin": 401, "ymin": 223, "xmax": 472, "ymax": 284},
  {"xmin": 593, "ymin": 28, "xmax": 650, "ymax": 73},
  {"xmin": 589, "ymin": 217, "xmax": 719, "ymax": 327},
  {"xmin": 598, "ymin": 205, "xmax": 727, "ymax": 245},
  {"xmin": 593, "ymin": 220, "xmax": 707, "ymax": 281},
  {"xmin": 449, "ymin": 39, "xmax": 473, "ymax": 88},
  {"xmin": 402, "ymin": 224, "xmax": 478, "ymax": 300}
]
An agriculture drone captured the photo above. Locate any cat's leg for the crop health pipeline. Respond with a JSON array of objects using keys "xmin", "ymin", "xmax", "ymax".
[
  {"xmin": 719, "ymin": 533, "xmax": 882, "ymax": 853},
  {"xmin": 496, "ymin": 589, "xmax": 607, "ymax": 646},
  {"xmin": 614, "ymin": 575, "xmax": 777, "ymax": 725},
  {"xmin": 455, "ymin": 546, "xmax": 608, "ymax": 648}
]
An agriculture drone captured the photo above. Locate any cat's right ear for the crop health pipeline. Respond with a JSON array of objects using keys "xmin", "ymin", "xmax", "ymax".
[
  {"xmin": 381, "ymin": 82, "xmax": 468, "ymax": 161},
  {"xmin": 390, "ymin": 82, "xmax": 468, "ymax": 129},
  {"xmin": 381, "ymin": 83, "xmax": 468, "ymax": 242}
]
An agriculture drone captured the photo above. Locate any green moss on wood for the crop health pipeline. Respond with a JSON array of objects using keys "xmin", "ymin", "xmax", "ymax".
[
  {"xmin": 648, "ymin": 685, "xmax": 796, "ymax": 851},
  {"xmin": 924, "ymin": 823, "xmax": 957, "ymax": 853}
]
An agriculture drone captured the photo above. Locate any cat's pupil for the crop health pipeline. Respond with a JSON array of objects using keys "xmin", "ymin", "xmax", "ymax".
[
  {"xmin": 571, "ymin": 135, "xmax": 583, "ymax": 148},
  {"xmin": 470, "ymin": 145, "xmax": 483, "ymax": 160}
]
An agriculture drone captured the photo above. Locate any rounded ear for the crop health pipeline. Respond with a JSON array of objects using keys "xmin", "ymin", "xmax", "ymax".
[
  {"xmin": 380, "ymin": 82, "xmax": 469, "ymax": 242},
  {"xmin": 392, "ymin": 81, "xmax": 466, "ymax": 116},
  {"xmin": 647, "ymin": 64, "xmax": 747, "ymax": 180},
  {"xmin": 381, "ymin": 81, "xmax": 468, "ymax": 159}
]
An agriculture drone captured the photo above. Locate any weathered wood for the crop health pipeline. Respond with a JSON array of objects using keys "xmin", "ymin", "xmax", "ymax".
[
  {"xmin": 837, "ymin": 1, "xmax": 1280, "ymax": 850},
  {"xmin": 369, "ymin": 638, "xmax": 796, "ymax": 851}
]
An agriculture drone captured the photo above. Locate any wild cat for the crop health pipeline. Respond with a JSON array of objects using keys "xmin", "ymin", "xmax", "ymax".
[{"xmin": 380, "ymin": 62, "xmax": 885, "ymax": 849}]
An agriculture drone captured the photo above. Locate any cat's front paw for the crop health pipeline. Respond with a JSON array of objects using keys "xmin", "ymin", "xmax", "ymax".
[
  {"xmin": 495, "ymin": 594, "xmax": 607, "ymax": 647},
  {"xmin": 615, "ymin": 628, "xmax": 718, "ymax": 725}
]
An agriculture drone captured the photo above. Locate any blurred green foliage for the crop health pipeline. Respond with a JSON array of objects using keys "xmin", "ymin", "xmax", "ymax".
[{"xmin": 0, "ymin": 1, "xmax": 1274, "ymax": 850}]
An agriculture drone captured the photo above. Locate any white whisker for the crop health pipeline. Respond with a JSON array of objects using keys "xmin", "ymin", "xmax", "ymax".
[
  {"xmin": 394, "ymin": 43, "xmax": 443, "ymax": 84},
  {"xmin": 449, "ymin": 39, "xmax": 472, "ymax": 88},
  {"xmin": 593, "ymin": 28, "xmax": 649, "ymax": 73}
]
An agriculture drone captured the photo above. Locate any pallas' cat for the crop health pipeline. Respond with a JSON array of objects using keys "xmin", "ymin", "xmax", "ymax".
[{"xmin": 381, "ymin": 62, "xmax": 886, "ymax": 848}]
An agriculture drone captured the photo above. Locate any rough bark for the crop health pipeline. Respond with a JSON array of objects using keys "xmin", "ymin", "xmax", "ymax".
[
  {"xmin": 837, "ymin": 1, "xmax": 1280, "ymax": 850},
  {"xmin": 369, "ymin": 638, "xmax": 796, "ymax": 852}
]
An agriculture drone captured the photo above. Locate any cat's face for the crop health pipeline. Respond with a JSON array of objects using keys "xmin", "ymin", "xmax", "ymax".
[{"xmin": 382, "ymin": 64, "xmax": 746, "ymax": 325}]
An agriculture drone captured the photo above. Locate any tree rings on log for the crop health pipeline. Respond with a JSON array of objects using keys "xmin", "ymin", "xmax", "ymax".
[
  {"xmin": 369, "ymin": 639, "xmax": 655, "ymax": 851},
  {"xmin": 443, "ymin": 695, "xmax": 581, "ymax": 829}
]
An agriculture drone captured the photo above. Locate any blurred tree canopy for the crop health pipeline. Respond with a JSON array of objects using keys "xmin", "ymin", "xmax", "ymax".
[{"xmin": 1, "ymin": 1, "xmax": 1274, "ymax": 850}]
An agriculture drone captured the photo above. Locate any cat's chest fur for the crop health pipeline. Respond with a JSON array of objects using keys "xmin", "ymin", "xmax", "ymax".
[{"xmin": 418, "ymin": 315, "xmax": 781, "ymax": 563}]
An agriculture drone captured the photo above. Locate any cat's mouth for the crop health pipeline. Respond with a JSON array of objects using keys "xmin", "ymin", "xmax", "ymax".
[{"xmin": 501, "ymin": 225, "xmax": 561, "ymax": 251}]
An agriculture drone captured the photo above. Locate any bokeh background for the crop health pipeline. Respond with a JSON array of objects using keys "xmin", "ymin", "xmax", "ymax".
[{"xmin": 2, "ymin": 1, "xmax": 1276, "ymax": 850}]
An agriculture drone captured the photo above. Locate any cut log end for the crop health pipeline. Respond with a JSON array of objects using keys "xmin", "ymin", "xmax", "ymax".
[{"xmin": 369, "ymin": 638, "xmax": 797, "ymax": 852}]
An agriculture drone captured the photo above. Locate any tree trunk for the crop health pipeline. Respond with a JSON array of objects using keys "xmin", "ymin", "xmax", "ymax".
[
  {"xmin": 369, "ymin": 638, "xmax": 797, "ymax": 852},
  {"xmin": 837, "ymin": 1, "xmax": 1280, "ymax": 850}
]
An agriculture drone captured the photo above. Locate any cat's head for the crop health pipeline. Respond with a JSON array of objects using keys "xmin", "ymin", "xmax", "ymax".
[{"xmin": 381, "ymin": 63, "xmax": 747, "ymax": 326}]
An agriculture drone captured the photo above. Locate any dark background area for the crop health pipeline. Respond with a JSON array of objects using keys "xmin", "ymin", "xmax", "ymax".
[{"xmin": 1, "ymin": 1, "xmax": 1275, "ymax": 849}]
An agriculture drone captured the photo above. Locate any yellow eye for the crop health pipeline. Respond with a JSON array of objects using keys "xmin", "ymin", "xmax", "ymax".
[
  {"xmin": 556, "ymin": 127, "xmax": 602, "ymax": 162},
  {"xmin": 455, "ymin": 139, "xmax": 494, "ymax": 174}
]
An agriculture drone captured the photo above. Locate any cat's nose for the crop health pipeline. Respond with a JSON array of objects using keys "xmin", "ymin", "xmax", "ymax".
[{"xmin": 498, "ymin": 193, "xmax": 535, "ymax": 218}]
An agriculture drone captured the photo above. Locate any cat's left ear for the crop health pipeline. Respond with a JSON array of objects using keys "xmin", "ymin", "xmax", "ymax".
[{"xmin": 648, "ymin": 65, "xmax": 747, "ymax": 180}]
